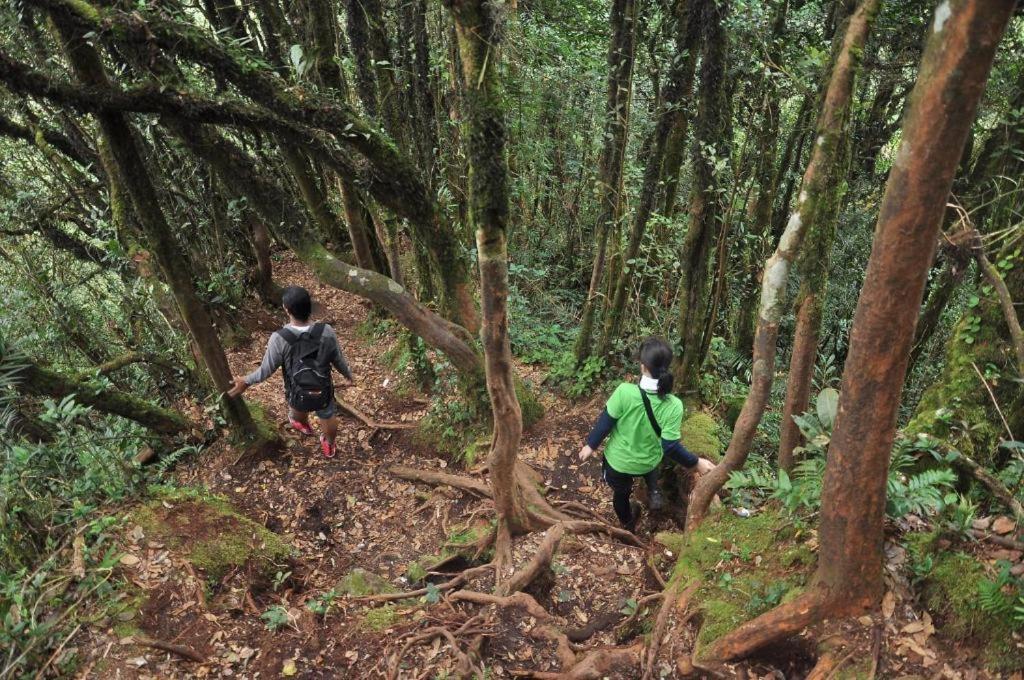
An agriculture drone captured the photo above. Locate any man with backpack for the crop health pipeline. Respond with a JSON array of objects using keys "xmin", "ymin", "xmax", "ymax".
[{"xmin": 228, "ymin": 286, "xmax": 353, "ymax": 458}]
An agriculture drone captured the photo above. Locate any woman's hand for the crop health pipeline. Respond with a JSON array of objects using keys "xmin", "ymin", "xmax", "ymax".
[
  {"xmin": 694, "ymin": 457, "xmax": 716, "ymax": 476},
  {"xmin": 578, "ymin": 445, "xmax": 595, "ymax": 462}
]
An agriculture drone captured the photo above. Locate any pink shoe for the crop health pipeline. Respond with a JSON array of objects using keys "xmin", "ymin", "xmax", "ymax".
[
  {"xmin": 289, "ymin": 418, "xmax": 314, "ymax": 436},
  {"xmin": 320, "ymin": 436, "xmax": 336, "ymax": 458}
]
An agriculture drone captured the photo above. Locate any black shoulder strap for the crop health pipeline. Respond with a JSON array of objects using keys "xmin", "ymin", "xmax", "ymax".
[
  {"xmin": 310, "ymin": 322, "xmax": 326, "ymax": 341},
  {"xmin": 277, "ymin": 327, "xmax": 299, "ymax": 345},
  {"xmin": 638, "ymin": 385, "xmax": 662, "ymax": 439}
]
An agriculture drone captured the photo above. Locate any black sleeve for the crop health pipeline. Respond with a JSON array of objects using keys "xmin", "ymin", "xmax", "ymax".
[
  {"xmin": 586, "ymin": 409, "xmax": 617, "ymax": 449},
  {"xmin": 662, "ymin": 439, "xmax": 698, "ymax": 468}
]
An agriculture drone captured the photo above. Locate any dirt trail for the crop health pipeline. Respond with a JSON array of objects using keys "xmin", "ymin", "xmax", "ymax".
[{"xmin": 77, "ymin": 255, "xmax": 672, "ymax": 679}]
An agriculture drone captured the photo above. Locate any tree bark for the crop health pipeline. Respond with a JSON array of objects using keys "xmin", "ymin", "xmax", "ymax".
[
  {"xmin": 672, "ymin": 0, "xmax": 730, "ymax": 392},
  {"xmin": 444, "ymin": 0, "xmax": 536, "ymax": 574},
  {"xmin": 19, "ymin": 361, "xmax": 187, "ymax": 434},
  {"xmin": 574, "ymin": 0, "xmax": 637, "ymax": 365},
  {"xmin": 687, "ymin": 0, "xmax": 880, "ymax": 529},
  {"xmin": 51, "ymin": 16, "xmax": 266, "ymax": 443},
  {"xmin": 703, "ymin": 0, "xmax": 1015, "ymax": 661},
  {"xmin": 598, "ymin": 0, "xmax": 701, "ymax": 354}
]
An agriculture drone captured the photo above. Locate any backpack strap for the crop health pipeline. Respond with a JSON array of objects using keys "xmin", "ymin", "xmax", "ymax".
[
  {"xmin": 638, "ymin": 385, "xmax": 663, "ymax": 439},
  {"xmin": 309, "ymin": 322, "xmax": 326, "ymax": 341},
  {"xmin": 277, "ymin": 327, "xmax": 299, "ymax": 345}
]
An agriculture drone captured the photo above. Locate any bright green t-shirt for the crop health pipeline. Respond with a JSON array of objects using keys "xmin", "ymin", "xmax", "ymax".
[{"xmin": 603, "ymin": 382, "xmax": 684, "ymax": 475}]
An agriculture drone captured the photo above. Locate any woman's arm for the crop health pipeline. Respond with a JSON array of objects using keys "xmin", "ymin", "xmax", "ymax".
[{"xmin": 579, "ymin": 409, "xmax": 616, "ymax": 460}]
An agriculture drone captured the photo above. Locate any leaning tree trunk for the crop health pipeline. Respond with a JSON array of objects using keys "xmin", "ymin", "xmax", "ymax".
[
  {"xmin": 686, "ymin": 0, "xmax": 880, "ymax": 529},
  {"xmin": 444, "ymin": 0, "xmax": 535, "ymax": 575},
  {"xmin": 574, "ymin": 0, "xmax": 637, "ymax": 365},
  {"xmin": 51, "ymin": 17, "xmax": 268, "ymax": 444},
  {"xmin": 19, "ymin": 361, "xmax": 188, "ymax": 435},
  {"xmin": 701, "ymin": 0, "xmax": 1015, "ymax": 663}
]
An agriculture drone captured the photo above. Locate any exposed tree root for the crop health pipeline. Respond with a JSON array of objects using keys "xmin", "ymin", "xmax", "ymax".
[
  {"xmin": 531, "ymin": 625, "xmax": 578, "ymax": 669},
  {"xmin": 953, "ymin": 451, "xmax": 1024, "ymax": 522},
  {"xmin": 698, "ymin": 589, "xmax": 828, "ymax": 663},
  {"xmin": 132, "ymin": 636, "xmax": 205, "ymax": 663},
  {"xmin": 389, "ymin": 465, "xmax": 492, "ymax": 498},
  {"xmin": 336, "ymin": 397, "xmax": 417, "ymax": 430},
  {"xmin": 643, "ymin": 579, "xmax": 699, "ymax": 680},
  {"xmin": 387, "ymin": 615, "xmax": 487, "ymax": 680},
  {"xmin": 449, "ymin": 589, "xmax": 561, "ymax": 622},
  {"xmin": 554, "ymin": 500, "xmax": 608, "ymax": 523},
  {"xmin": 803, "ymin": 636, "xmax": 851, "ymax": 680},
  {"xmin": 970, "ymin": 529, "xmax": 1024, "ymax": 552},
  {"xmin": 362, "ymin": 564, "xmax": 496, "ymax": 603},
  {"xmin": 557, "ymin": 520, "xmax": 644, "ymax": 548},
  {"xmin": 566, "ymin": 611, "xmax": 625, "ymax": 643},
  {"xmin": 524, "ymin": 645, "xmax": 643, "ymax": 679},
  {"xmin": 614, "ymin": 592, "xmax": 662, "ymax": 639},
  {"xmin": 499, "ymin": 523, "xmax": 564, "ymax": 595}
]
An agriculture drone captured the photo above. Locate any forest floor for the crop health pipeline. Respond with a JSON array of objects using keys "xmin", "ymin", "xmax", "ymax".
[{"xmin": 67, "ymin": 254, "xmax": 1022, "ymax": 679}]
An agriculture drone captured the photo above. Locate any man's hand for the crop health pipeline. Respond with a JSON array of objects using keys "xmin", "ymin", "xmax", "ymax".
[
  {"xmin": 695, "ymin": 457, "xmax": 716, "ymax": 476},
  {"xmin": 578, "ymin": 445, "xmax": 595, "ymax": 462},
  {"xmin": 227, "ymin": 377, "xmax": 249, "ymax": 398}
]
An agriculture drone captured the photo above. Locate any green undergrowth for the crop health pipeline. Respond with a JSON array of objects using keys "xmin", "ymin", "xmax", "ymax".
[
  {"xmin": 130, "ymin": 485, "xmax": 291, "ymax": 582},
  {"xmin": 658, "ymin": 506, "xmax": 815, "ymax": 656},
  {"xmin": 680, "ymin": 412, "xmax": 724, "ymax": 462},
  {"xmin": 910, "ymin": 534, "xmax": 1024, "ymax": 672},
  {"xmin": 338, "ymin": 567, "xmax": 398, "ymax": 597}
]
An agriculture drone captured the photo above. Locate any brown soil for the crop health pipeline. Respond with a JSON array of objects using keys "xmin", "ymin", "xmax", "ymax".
[{"xmin": 68, "ymin": 253, "xmax": 1020, "ymax": 679}]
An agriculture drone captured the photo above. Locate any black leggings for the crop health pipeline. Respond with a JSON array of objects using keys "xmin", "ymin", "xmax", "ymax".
[{"xmin": 602, "ymin": 459, "xmax": 659, "ymax": 524}]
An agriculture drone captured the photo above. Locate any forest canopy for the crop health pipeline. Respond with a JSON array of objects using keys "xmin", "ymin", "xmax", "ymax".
[{"xmin": 0, "ymin": 0, "xmax": 1023, "ymax": 677}]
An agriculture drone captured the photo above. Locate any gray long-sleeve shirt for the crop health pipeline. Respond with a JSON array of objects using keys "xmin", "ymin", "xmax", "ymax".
[{"xmin": 245, "ymin": 323, "xmax": 353, "ymax": 386}]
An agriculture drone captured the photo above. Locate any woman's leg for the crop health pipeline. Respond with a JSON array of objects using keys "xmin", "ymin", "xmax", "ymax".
[{"xmin": 602, "ymin": 460, "xmax": 636, "ymax": 524}]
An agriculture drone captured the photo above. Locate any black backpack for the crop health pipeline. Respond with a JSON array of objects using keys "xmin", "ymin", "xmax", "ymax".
[{"xmin": 278, "ymin": 323, "xmax": 333, "ymax": 412}]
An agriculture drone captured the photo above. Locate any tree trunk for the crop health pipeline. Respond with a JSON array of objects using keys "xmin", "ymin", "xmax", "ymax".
[
  {"xmin": 19, "ymin": 361, "xmax": 188, "ymax": 434},
  {"xmin": 598, "ymin": 0, "xmax": 701, "ymax": 353},
  {"xmin": 574, "ymin": 0, "xmax": 637, "ymax": 365},
  {"xmin": 672, "ymin": 0, "xmax": 730, "ymax": 392},
  {"xmin": 687, "ymin": 0, "xmax": 880, "ymax": 529},
  {"xmin": 702, "ymin": 0, "xmax": 1014, "ymax": 661},
  {"xmin": 444, "ymin": 0, "xmax": 535, "ymax": 574},
  {"xmin": 52, "ymin": 17, "xmax": 266, "ymax": 443}
]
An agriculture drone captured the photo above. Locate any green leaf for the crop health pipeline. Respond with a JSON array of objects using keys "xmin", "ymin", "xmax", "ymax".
[{"xmin": 816, "ymin": 388, "xmax": 839, "ymax": 429}]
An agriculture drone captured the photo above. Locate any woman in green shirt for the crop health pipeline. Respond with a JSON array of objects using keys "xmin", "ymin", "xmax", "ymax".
[{"xmin": 578, "ymin": 337, "xmax": 714, "ymax": 531}]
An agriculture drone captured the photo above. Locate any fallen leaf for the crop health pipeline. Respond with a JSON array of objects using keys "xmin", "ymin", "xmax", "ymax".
[
  {"xmin": 882, "ymin": 590, "xmax": 896, "ymax": 619},
  {"xmin": 282, "ymin": 660, "xmax": 297, "ymax": 676},
  {"xmin": 992, "ymin": 516, "xmax": 1017, "ymax": 535},
  {"xmin": 119, "ymin": 554, "xmax": 140, "ymax": 566}
]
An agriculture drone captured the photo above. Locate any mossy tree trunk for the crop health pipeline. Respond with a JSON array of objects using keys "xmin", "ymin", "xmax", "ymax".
[
  {"xmin": 51, "ymin": 16, "xmax": 265, "ymax": 443},
  {"xmin": 687, "ymin": 0, "xmax": 879, "ymax": 530},
  {"xmin": 574, "ymin": 0, "xmax": 637, "ymax": 365},
  {"xmin": 702, "ymin": 0, "xmax": 1015, "ymax": 662},
  {"xmin": 597, "ymin": 0, "xmax": 701, "ymax": 355},
  {"xmin": 18, "ymin": 361, "xmax": 188, "ymax": 435},
  {"xmin": 444, "ymin": 0, "xmax": 536, "ymax": 572},
  {"xmin": 672, "ymin": 0, "xmax": 730, "ymax": 392}
]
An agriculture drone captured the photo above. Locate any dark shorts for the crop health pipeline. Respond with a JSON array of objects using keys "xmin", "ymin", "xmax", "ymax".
[{"xmin": 287, "ymin": 396, "xmax": 337, "ymax": 421}]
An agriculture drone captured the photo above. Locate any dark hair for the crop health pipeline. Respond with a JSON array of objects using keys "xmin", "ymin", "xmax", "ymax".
[
  {"xmin": 639, "ymin": 336, "xmax": 674, "ymax": 397},
  {"xmin": 282, "ymin": 285, "xmax": 312, "ymax": 321}
]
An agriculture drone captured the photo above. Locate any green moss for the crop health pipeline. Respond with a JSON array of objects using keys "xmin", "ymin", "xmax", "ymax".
[
  {"xmin": 681, "ymin": 412, "xmax": 724, "ymax": 462},
  {"xmin": 130, "ymin": 486, "xmax": 291, "ymax": 581},
  {"xmin": 338, "ymin": 568, "xmax": 396, "ymax": 596},
  {"xmin": 516, "ymin": 378, "xmax": 545, "ymax": 430},
  {"xmin": 361, "ymin": 604, "xmax": 398, "ymax": 631},
  {"xmin": 667, "ymin": 508, "xmax": 814, "ymax": 657},
  {"xmin": 906, "ymin": 310, "xmax": 1007, "ymax": 464},
  {"xmin": 921, "ymin": 551, "xmax": 1023, "ymax": 672},
  {"xmin": 406, "ymin": 562, "xmax": 428, "ymax": 583}
]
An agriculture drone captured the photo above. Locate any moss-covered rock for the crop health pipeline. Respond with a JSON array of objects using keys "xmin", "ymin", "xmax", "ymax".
[
  {"xmin": 681, "ymin": 412, "xmax": 724, "ymax": 462},
  {"xmin": 919, "ymin": 551, "xmax": 1023, "ymax": 672},
  {"xmin": 130, "ymin": 486, "xmax": 291, "ymax": 581},
  {"xmin": 658, "ymin": 507, "xmax": 814, "ymax": 656},
  {"xmin": 361, "ymin": 604, "xmax": 398, "ymax": 631},
  {"xmin": 338, "ymin": 568, "xmax": 396, "ymax": 596}
]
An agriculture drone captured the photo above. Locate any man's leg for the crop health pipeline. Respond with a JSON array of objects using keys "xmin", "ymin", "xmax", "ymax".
[
  {"xmin": 288, "ymin": 407, "xmax": 315, "ymax": 435},
  {"xmin": 315, "ymin": 401, "xmax": 339, "ymax": 457}
]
